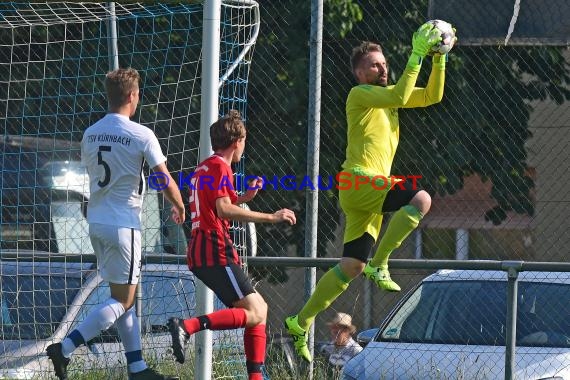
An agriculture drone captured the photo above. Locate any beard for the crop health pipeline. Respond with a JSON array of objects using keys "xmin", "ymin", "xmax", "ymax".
[
  {"xmin": 374, "ymin": 77, "xmax": 388, "ymax": 87},
  {"xmin": 370, "ymin": 72, "xmax": 388, "ymax": 86}
]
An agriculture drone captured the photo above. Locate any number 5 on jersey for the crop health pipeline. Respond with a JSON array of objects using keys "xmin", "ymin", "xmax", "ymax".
[{"xmin": 97, "ymin": 145, "xmax": 112, "ymax": 187}]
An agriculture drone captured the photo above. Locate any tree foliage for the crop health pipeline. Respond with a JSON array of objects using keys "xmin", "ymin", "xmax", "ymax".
[{"xmin": 246, "ymin": 0, "xmax": 569, "ymax": 283}]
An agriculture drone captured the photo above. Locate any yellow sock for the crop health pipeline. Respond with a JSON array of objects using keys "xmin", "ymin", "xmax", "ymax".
[
  {"xmin": 297, "ymin": 265, "xmax": 351, "ymax": 330},
  {"xmin": 369, "ymin": 205, "xmax": 422, "ymax": 268}
]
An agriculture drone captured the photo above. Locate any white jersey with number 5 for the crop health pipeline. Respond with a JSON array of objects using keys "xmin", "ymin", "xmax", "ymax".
[{"xmin": 81, "ymin": 113, "xmax": 166, "ymax": 229}]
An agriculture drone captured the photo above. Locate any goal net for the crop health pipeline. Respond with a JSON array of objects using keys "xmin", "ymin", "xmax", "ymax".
[{"xmin": 0, "ymin": 1, "xmax": 259, "ymax": 378}]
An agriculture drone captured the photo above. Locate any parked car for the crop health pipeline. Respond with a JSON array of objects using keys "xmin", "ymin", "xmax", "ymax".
[
  {"xmin": 342, "ymin": 269, "xmax": 570, "ymax": 380},
  {"xmin": 0, "ymin": 257, "xmax": 235, "ymax": 379}
]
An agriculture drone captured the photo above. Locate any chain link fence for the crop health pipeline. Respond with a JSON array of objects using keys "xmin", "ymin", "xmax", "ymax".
[
  {"xmin": 247, "ymin": 0, "xmax": 569, "ymax": 266},
  {"xmin": 1, "ymin": 0, "xmax": 569, "ymax": 379},
  {"xmin": 243, "ymin": 0, "xmax": 569, "ymax": 378},
  {"xmin": 255, "ymin": 258, "xmax": 570, "ymax": 380}
]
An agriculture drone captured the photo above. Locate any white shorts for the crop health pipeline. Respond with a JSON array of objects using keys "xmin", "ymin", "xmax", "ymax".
[{"xmin": 89, "ymin": 223, "xmax": 142, "ymax": 285}]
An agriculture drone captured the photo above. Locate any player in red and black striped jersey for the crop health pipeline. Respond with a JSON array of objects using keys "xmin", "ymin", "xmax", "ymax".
[
  {"xmin": 168, "ymin": 110, "xmax": 296, "ymax": 380},
  {"xmin": 186, "ymin": 152, "xmax": 240, "ymax": 268}
]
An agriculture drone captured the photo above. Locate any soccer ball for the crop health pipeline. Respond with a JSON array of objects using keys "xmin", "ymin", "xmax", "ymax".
[{"xmin": 427, "ymin": 19, "xmax": 455, "ymax": 55}]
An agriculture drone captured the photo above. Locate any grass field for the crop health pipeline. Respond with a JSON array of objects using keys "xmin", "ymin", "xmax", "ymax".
[
  {"xmin": 64, "ymin": 349, "xmax": 338, "ymax": 380},
  {"xmin": 68, "ymin": 363, "xmax": 337, "ymax": 380}
]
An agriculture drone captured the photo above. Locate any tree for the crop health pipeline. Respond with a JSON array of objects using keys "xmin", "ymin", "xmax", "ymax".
[{"xmin": 246, "ymin": 0, "xmax": 569, "ymax": 282}]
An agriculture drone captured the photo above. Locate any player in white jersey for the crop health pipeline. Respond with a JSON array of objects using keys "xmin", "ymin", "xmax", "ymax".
[{"xmin": 47, "ymin": 68, "xmax": 185, "ymax": 380}]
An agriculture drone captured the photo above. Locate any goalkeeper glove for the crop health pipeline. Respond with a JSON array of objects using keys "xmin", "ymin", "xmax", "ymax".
[
  {"xmin": 412, "ymin": 22, "xmax": 443, "ymax": 57},
  {"xmin": 432, "ymin": 27, "xmax": 457, "ymax": 68},
  {"xmin": 408, "ymin": 23, "xmax": 442, "ymax": 67}
]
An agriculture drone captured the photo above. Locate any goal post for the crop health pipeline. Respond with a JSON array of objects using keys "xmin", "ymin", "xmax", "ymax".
[
  {"xmin": 196, "ymin": 1, "xmax": 220, "ymax": 378},
  {"xmin": 0, "ymin": 1, "xmax": 260, "ymax": 378},
  {"xmin": 198, "ymin": 2, "xmax": 260, "ymax": 376}
]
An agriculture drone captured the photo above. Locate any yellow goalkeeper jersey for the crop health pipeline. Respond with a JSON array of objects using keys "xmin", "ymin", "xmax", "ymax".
[{"xmin": 342, "ymin": 60, "xmax": 445, "ymax": 176}]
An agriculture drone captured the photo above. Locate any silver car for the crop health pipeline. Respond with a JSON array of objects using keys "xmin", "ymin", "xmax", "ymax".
[{"xmin": 342, "ymin": 270, "xmax": 570, "ymax": 380}]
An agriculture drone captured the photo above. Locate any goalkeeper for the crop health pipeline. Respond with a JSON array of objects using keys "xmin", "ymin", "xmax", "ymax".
[{"xmin": 286, "ymin": 21, "xmax": 454, "ymax": 362}]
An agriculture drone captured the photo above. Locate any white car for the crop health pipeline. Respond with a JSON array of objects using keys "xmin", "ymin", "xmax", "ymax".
[
  {"xmin": 342, "ymin": 270, "xmax": 570, "ymax": 380},
  {"xmin": 0, "ymin": 258, "xmax": 233, "ymax": 379}
]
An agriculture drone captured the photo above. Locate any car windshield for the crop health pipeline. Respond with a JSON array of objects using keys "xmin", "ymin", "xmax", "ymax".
[
  {"xmin": 0, "ymin": 273, "xmax": 83, "ymax": 340},
  {"xmin": 380, "ymin": 280, "xmax": 570, "ymax": 347}
]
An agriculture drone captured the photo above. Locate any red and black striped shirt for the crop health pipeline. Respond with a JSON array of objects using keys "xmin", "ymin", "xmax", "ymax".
[{"xmin": 186, "ymin": 155, "xmax": 239, "ymax": 268}]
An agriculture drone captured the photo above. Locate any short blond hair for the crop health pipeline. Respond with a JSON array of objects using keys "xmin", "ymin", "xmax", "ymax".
[{"xmin": 105, "ymin": 68, "xmax": 140, "ymax": 109}]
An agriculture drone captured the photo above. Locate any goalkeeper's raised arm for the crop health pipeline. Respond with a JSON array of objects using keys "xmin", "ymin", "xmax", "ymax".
[
  {"xmin": 405, "ymin": 22, "xmax": 457, "ymax": 108},
  {"xmin": 345, "ymin": 22, "xmax": 442, "ymax": 110}
]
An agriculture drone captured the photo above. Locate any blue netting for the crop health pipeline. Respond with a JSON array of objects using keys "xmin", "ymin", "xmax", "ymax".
[{"xmin": 0, "ymin": 2, "xmax": 258, "ymax": 378}]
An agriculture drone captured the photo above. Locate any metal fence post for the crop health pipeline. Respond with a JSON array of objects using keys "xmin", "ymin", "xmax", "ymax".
[
  {"xmin": 305, "ymin": 0, "xmax": 323, "ymax": 378},
  {"xmin": 503, "ymin": 261, "xmax": 522, "ymax": 380}
]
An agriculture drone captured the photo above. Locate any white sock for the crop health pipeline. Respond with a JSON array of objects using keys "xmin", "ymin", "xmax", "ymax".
[
  {"xmin": 61, "ymin": 337, "xmax": 76, "ymax": 358},
  {"xmin": 116, "ymin": 307, "xmax": 147, "ymax": 373},
  {"xmin": 61, "ymin": 298, "xmax": 124, "ymax": 358},
  {"xmin": 76, "ymin": 298, "xmax": 125, "ymax": 343}
]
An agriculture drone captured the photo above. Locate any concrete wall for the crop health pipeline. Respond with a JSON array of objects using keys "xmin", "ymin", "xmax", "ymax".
[{"xmin": 526, "ymin": 50, "xmax": 570, "ymax": 260}]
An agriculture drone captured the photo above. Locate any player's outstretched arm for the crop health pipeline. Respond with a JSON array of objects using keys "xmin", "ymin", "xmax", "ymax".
[
  {"xmin": 216, "ymin": 196, "xmax": 296, "ymax": 225},
  {"xmin": 352, "ymin": 22, "xmax": 444, "ymax": 109},
  {"xmin": 403, "ymin": 53, "xmax": 446, "ymax": 108},
  {"xmin": 403, "ymin": 24, "xmax": 457, "ymax": 108},
  {"xmin": 152, "ymin": 162, "xmax": 186, "ymax": 225}
]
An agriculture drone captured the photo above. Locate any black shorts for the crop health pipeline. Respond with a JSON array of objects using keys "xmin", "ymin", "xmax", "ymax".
[
  {"xmin": 191, "ymin": 263, "xmax": 255, "ymax": 307},
  {"xmin": 342, "ymin": 181, "xmax": 422, "ymax": 263},
  {"xmin": 381, "ymin": 180, "xmax": 421, "ymax": 212},
  {"xmin": 342, "ymin": 232, "xmax": 375, "ymax": 263}
]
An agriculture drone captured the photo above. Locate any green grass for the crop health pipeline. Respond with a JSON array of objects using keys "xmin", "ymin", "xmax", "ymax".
[{"xmin": 51, "ymin": 354, "xmax": 339, "ymax": 380}]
